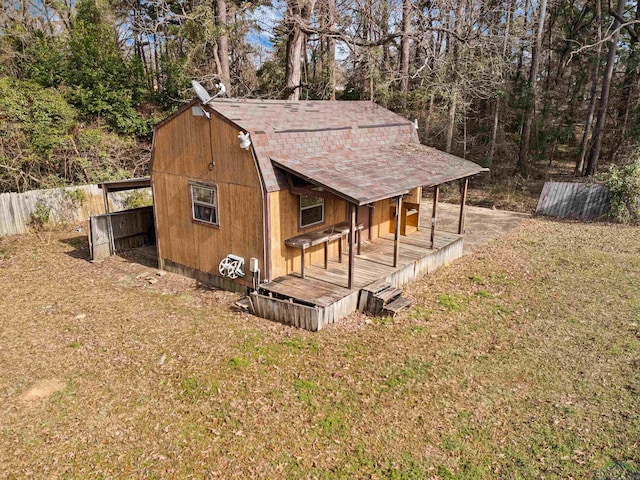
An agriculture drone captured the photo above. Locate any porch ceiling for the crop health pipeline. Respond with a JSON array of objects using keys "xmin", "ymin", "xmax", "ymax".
[{"xmin": 271, "ymin": 143, "xmax": 488, "ymax": 205}]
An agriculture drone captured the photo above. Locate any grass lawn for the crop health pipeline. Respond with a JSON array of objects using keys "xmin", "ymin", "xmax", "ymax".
[{"xmin": 0, "ymin": 219, "xmax": 638, "ymax": 479}]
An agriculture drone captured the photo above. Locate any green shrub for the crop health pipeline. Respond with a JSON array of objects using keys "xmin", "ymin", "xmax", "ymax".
[
  {"xmin": 65, "ymin": 188, "xmax": 87, "ymax": 205},
  {"xmin": 30, "ymin": 201, "xmax": 51, "ymax": 229},
  {"xmin": 605, "ymin": 159, "xmax": 640, "ymax": 224},
  {"xmin": 124, "ymin": 189, "xmax": 152, "ymax": 209}
]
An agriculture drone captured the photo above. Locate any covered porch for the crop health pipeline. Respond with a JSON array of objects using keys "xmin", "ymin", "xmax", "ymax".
[
  {"xmin": 251, "ymin": 206, "xmax": 464, "ymax": 331},
  {"xmin": 250, "ymin": 142, "xmax": 487, "ymax": 330}
]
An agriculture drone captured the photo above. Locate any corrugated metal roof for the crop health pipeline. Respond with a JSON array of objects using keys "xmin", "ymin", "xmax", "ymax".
[
  {"xmin": 536, "ymin": 182, "xmax": 611, "ymax": 220},
  {"xmin": 273, "ymin": 143, "xmax": 488, "ymax": 205}
]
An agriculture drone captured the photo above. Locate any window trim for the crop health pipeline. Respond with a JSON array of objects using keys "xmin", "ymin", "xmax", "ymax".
[
  {"xmin": 299, "ymin": 191, "xmax": 325, "ymax": 229},
  {"xmin": 189, "ymin": 181, "xmax": 219, "ymax": 227}
]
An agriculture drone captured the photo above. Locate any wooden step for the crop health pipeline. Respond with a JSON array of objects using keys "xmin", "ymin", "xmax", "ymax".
[
  {"xmin": 234, "ymin": 297, "xmax": 252, "ymax": 312},
  {"xmin": 368, "ymin": 286, "xmax": 402, "ymax": 315},
  {"xmin": 374, "ymin": 287, "xmax": 402, "ymax": 304},
  {"xmin": 371, "ymin": 282, "xmax": 391, "ymax": 295},
  {"xmin": 382, "ymin": 297, "xmax": 412, "ymax": 316}
]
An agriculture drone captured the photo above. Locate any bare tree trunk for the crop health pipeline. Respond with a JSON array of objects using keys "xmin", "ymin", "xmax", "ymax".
[
  {"xmin": 585, "ymin": 0, "xmax": 624, "ymax": 176},
  {"xmin": 284, "ymin": 1, "xmax": 314, "ymax": 100},
  {"xmin": 576, "ymin": 0, "xmax": 602, "ymax": 175},
  {"xmin": 216, "ymin": 0, "xmax": 231, "ymax": 91},
  {"xmin": 517, "ymin": 0, "xmax": 548, "ymax": 177},
  {"xmin": 446, "ymin": 90, "xmax": 457, "ymax": 153},
  {"xmin": 319, "ymin": 0, "xmax": 336, "ymax": 99},
  {"xmin": 399, "ymin": 0, "xmax": 411, "ymax": 93},
  {"xmin": 488, "ymin": 0, "xmax": 512, "ymax": 164}
]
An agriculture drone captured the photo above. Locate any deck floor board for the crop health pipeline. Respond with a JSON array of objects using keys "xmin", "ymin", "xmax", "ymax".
[{"xmin": 259, "ymin": 229, "xmax": 461, "ymax": 306}]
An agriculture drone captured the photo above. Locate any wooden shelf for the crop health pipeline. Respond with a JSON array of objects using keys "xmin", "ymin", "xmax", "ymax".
[{"xmin": 390, "ymin": 202, "xmax": 420, "ymax": 236}]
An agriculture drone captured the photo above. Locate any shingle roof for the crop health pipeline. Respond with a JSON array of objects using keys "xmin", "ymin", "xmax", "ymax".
[
  {"xmin": 272, "ymin": 143, "xmax": 488, "ymax": 205},
  {"xmin": 209, "ymin": 100, "xmax": 419, "ymax": 192},
  {"xmin": 206, "ymin": 99, "xmax": 486, "ymax": 200}
]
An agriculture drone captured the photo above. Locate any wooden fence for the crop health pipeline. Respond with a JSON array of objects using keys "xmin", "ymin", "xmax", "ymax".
[
  {"xmin": 536, "ymin": 182, "xmax": 611, "ymax": 221},
  {"xmin": 0, "ymin": 185, "xmax": 129, "ymax": 237},
  {"xmin": 89, "ymin": 206, "xmax": 154, "ymax": 260}
]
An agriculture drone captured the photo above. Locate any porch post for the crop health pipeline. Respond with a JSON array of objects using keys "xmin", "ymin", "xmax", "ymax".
[
  {"xmin": 393, "ymin": 196, "xmax": 402, "ymax": 267},
  {"xmin": 458, "ymin": 177, "xmax": 469, "ymax": 235},
  {"xmin": 348, "ymin": 202, "xmax": 356, "ymax": 290},
  {"xmin": 430, "ymin": 185, "xmax": 440, "ymax": 249},
  {"xmin": 102, "ymin": 187, "xmax": 110, "ymax": 215}
]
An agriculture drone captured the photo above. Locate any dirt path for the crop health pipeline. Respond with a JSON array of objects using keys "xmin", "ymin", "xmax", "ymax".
[{"xmin": 423, "ymin": 202, "xmax": 531, "ymax": 252}]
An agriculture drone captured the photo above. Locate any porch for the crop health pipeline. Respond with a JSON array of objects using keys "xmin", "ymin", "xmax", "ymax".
[{"xmin": 251, "ymin": 226, "xmax": 463, "ymax": 331}]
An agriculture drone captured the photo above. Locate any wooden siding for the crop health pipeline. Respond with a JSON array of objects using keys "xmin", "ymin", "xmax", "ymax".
[
  {"xmin": 267, "ymin": 192, "xmax": 421, "ymax": 280},
  {"xmin": 152, "ymin": 107, "xmax": 264, "ymax": 288},
  {"xmin": 268, "ymin": 189, "xmax": 348, "ymax": 279},
  {"xmin": 250, "ymin": 290, "xmax": 360, "ymax": 331},
  {"xmin": 536, "ymin": 182, "xmax": 611, "ymax": 221},
  {"xmin": 370, "ymin": 197, "xmax": 393, "ymax": 238}
]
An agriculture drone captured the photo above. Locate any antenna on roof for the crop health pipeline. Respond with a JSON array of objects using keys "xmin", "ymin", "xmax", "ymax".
[{"xmin": 191, "ymin": 80, "xmax": 226, "ymax": 119}]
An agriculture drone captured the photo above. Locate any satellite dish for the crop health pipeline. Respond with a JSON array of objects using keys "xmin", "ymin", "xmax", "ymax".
[
  {"xmin": 191, "ymin": 80, "xmax": 212, "ymax": 104},
  {"xmin": 191, "ymin": 79, "xmax": 226, "ymax": 104}
]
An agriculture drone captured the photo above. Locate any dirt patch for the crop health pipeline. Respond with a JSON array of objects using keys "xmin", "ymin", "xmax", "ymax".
[
  {"xmin": 19, "ymin": 379, "xmax": 66, "ymax": 400},
  {"xmin": 424, "ymin": 202, "xmax": 530, "ymax": 252}
]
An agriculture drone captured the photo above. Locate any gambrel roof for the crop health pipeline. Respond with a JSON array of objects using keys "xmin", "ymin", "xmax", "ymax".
[{"xmin": 205, "ymin": 99, "xmax": 487, "ymax": 203}]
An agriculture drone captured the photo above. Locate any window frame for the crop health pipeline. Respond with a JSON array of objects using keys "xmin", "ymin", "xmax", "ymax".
[
  {"xmin": 190, "ymin": 181, "xmax": 219, "ymax": 227},
  {"xmin": 299, "ymin": 190, "xmax": 325, "ymax": 229}
]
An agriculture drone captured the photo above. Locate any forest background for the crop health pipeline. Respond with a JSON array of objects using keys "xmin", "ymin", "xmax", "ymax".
[{"xmin": 1, "ymin": 0, "xmax": 639, "ymax": 211}]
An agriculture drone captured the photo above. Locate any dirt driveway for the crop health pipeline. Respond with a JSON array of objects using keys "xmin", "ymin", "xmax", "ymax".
[{"xmin": 424, "ymin": 201, "xmax": 530, "ymax": 252}]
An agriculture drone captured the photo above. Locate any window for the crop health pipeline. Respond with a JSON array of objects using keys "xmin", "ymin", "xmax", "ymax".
[
  {"xmin": 300, "ymin": 193, "xmax": 324, "ymax": 228},
  {"xmin": 191, "ymin": 183, "xmax": 218, "ymax": 226}
]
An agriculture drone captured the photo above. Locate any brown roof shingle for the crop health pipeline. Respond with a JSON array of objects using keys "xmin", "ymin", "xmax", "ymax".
[
  {"xmin": 209, "ymin": 100, "xmax": 418, "ymax": 192},
  {"xmin": 207, "ymin": 99, "xmax": 486, "ymax": 200},
  {"xmin": 272, "ymin": 143, "xmax": 488, "ymax": 205}
]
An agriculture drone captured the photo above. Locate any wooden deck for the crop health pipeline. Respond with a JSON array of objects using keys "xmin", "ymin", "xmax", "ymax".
[{"xmin": 251, "ymin": 229, "xmax": 463, "ymax": 330}]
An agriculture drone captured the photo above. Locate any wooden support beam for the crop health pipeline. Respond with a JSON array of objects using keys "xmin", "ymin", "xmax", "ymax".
[
  {"xmin": 458, "ymin": 177, "xmax": 469, "ymax": 235},
  {"xmin": 393, "ymin": 196, "xmax": 402, "ymax": 267},
  {"xmin": 348, "ymin": 203, "xmax": 356, "ymax": 290},
  {"xmin": 416, "ymin": 186, "xmax": 422, "ymax": 231},
  {"xmin": 300, "ymin": 249, "xmax": 305, "ymax": 279},
  {"xmin": 102, "ymin": 188, "xmax": 115, "ymax": 254},
  {"xmin": 430, "ymin": 185, "xmax": 440, "ymax": 249},
  {"xmin": 324, "ymin": 241, "xmax": 328, "ymax": 269}
]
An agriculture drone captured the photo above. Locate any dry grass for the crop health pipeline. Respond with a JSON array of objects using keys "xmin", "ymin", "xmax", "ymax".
[
  {"xmin": 440, "ymin": 157, "xmax": 600, "ymax": 214},
  {"xmin": 0, "ymin": 219, "xmax": 639, "ymax": 479}
]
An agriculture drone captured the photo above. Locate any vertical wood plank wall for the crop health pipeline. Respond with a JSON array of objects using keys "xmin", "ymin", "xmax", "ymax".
[
  {"xmin": 268, "ymin": 187, "xmax": 422, "ymax": 279},
  {"xmin": 152, "ymin": 108, "xmax": 264, "ymax": 288},
  {"xmin": 269, "ymin": 189, "xmax": 348, "ymax": 279}
]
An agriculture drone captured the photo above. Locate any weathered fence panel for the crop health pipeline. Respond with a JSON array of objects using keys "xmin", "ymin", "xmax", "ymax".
[
  {"xmin": 89, "ymin": 206, "xmax": 154, "ymax": 261},
  {"xmin": 536, "ymin": 182, "xmax": 611, "ymax": 221},
  {"xmin": 0, "ymin": 184, "xmax": 129, "ymax": 237}
]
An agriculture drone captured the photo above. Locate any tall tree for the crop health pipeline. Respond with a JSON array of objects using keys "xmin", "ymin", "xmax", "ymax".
[
  {"xmin": 399, "ymin": 0, "xmax": 412, "ymax": 93},
  {"xmin": 284, "ymin": 0, "xmax": 315, "ymax": 100},
  {"xmin": 216, "ymin": 0, "xmax": 231, "ymax": 91},
  {"xmin": 517, "ymin": 0, "xmax": 548, "ymax": 176},
  {"xmin": 585, "ymin": 0, "xmax": 625, "ymax": 176}
]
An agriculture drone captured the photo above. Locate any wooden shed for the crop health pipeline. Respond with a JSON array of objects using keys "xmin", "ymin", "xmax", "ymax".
[{"xmin": 151, "ymin": 99, "xmax": 487, "ymax": 329}]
